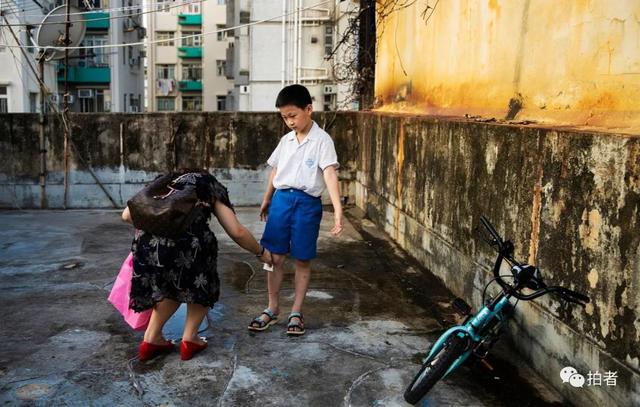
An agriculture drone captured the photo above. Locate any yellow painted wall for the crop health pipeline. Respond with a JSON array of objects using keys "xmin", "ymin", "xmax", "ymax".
[{"xmin": 375, "ymin": 0, "xmax": 640, "ymax": 133}]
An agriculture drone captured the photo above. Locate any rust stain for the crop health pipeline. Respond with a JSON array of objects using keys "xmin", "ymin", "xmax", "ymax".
[
  {"xmin": 395, "ymin": 120, "xmax": 405, "ymax": 240},
  {"xmin": 576, "ymin": 91, "xmax": 621, "ymax": 111}
]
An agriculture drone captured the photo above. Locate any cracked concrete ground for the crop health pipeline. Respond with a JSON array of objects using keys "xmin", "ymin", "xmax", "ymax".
[{"xmin": 0, "ymin": 208, "xmax": 565, "ymax": 406}]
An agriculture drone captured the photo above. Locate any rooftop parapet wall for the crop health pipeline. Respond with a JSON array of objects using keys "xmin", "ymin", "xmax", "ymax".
[
  {"xmin": 375, "ymin": 0, "xmax": 640, "ymax": 133},
  {"xmin": 350, "ymin": 112, "xmax": 640, "ymax": 406},
  {"xmin": 0, "ymin": 113, "xmax": 358, "ymax": 208}
]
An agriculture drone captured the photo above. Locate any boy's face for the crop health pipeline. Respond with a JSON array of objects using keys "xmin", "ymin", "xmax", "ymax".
[{"xmin": 279, "ymin": 104, "xmax": 312, "ymax": 133}]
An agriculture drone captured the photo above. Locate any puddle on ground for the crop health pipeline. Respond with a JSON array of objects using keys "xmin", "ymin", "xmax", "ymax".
[
  {"xmin": 223, "ymin": 262, "xmax": 254, "ymax": 293},
  {"xmin": 163, "ymin": 303, "xmax": 225, "ymax": 339}
]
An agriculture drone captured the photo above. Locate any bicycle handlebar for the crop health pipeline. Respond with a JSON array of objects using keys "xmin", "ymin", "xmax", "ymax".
[{"xmin": 480, "ymin": 216, "xmax": 590, "ymax": 307}]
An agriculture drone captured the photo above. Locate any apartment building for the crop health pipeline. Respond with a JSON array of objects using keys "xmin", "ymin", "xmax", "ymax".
[
  {"xmin": 54, "ymin": 0, "xmax": 146, "ymax": 112},
  {"xmin": 225, "ymin": 0, "xmax": 359, "ymax": 112},
  {"xmin": 146, "ymin": 0, "xmax": 232, "ymax": 112},
  {"xmin": 0, "ymin": 1, "xmax": 58, "ymax": 113}
]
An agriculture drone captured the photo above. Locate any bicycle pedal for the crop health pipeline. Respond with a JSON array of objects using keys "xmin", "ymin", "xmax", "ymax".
[{"xmin": 452, "ymin": 297, "xmax": 472, "ymax": 315}]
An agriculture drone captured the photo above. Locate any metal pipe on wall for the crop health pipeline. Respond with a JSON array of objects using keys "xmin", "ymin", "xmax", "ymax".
[
  {"xmin": 293, "ymin": 0, "xmax": 298, "ymax": 83},
  {"xmin": 281, "ymin": 0, "xmax": 286, "ymax": 87}
]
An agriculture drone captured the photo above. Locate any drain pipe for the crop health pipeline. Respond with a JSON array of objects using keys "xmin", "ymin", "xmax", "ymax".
[{"xmin": 281, "ymin": 0, "xmax": 286, "ymax": 88}]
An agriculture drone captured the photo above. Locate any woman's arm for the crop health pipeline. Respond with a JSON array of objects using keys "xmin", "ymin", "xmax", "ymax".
[
  {"xmin": 213, "ymin": 200, "xmax": 272, "ymax": 263},
  {"xmin": 121, "ymin": 206, "xmax": 133, "ymax": 224}
]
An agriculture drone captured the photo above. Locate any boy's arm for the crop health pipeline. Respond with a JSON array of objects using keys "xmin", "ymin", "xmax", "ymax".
[
  {"xmin": 323, "ymin": 165, "xmax": 343, "ymax": 236},
  {"xmin": 260, "ymin": 167, "xmax": 277, "ymax": 221}
]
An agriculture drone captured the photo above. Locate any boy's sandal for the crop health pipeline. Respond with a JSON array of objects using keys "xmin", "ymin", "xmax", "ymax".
[
  {"xmin": 286, "ymin": 312, "xmax": 305, "ymax": 336},
  {"xmin": 248, "ymin": 309, "xmax": 278, "ymax": 331}
]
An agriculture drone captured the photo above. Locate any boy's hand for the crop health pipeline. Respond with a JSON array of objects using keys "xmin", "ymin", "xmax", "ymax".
[
  {"xmin": 260, "ymin": 200, "xmax": 271, "ymax": 222},
  {"xmin": 331, "ymin": 212, "xmax": 344, "ymax": 236}
]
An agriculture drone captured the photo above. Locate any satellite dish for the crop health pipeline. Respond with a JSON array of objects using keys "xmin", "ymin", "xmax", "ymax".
[{"xmin": 36, "ymin": 5, "xmax": 86, "ymax": 60}]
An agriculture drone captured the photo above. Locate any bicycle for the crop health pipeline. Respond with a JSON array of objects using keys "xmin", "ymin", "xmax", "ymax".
[{"xmin": 403, "ymin": 216, "xmax": 590, "ymax": 404}]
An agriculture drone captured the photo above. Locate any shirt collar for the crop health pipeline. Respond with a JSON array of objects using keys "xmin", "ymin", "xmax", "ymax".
[{"xmin": 286, "ymin": 121, "xmax": 319, "ymax": 142}]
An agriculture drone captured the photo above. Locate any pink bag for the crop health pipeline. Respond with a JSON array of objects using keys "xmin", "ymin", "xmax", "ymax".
[{"xmin": 108, "ymin": 253, "xmax": 152, "ymax": 331}]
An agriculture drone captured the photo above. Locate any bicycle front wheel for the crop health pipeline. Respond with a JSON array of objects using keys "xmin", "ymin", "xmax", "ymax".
[{"xmin": 403, "ymin": 334, "xmax": 469, "ymax": 404}]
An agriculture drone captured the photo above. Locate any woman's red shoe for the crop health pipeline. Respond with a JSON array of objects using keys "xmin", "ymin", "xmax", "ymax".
[
  {"xmin": 138, "ymin": 340, "xmax": 175, "ymax": 361},
  {"xmin": 180, "ymin": 339, "xmax": 208, "ymax": 360}
]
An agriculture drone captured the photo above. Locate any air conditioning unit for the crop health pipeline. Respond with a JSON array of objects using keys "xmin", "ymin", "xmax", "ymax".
[
  {"xmin": 78, "ymin": 89, "xmax": 94, "ymax": 98},
  {"xmin": 129, "ymin": 58, "xmax": 138, "ymax": 66},
  {"xmin": 239, "ymin": 85, "xmax": 250, "ymax": 94},
  {"xmin": 123, "ymin": 18, "xmax": 136, "ymax": 32},
  {"xmin": 323, "ymin": 84, "xmax": 336, "ymax": 95}
]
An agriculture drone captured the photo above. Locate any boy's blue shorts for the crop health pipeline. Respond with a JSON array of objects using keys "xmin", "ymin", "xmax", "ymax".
[{"xmin": 260, "ymin": 188, "xmax": 323, "ymax": 261}]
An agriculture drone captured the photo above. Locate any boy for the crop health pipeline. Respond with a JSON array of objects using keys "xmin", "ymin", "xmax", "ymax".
[{"xmin": 248, "ymin": 84, "xmax": 343, "ymax": 335}]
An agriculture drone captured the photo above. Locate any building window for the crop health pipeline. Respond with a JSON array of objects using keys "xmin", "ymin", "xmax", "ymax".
[
  {"xmin": 216, "ymin": 95, "xmax": 226, "ymax": 111},
  {"xmin": 324, "ymin": 25, "xmax": 333, "ymax": 56},
  {"xmin": 156, "ymin": 31, "xmax": 174, "ymax": 46},
  {"xmin": 217, "ymin": 0, "xmax": 225, "ymax": 4},
  {"xmin": 182, "ymin": 96, "xmax": 202, "ymax": 112},
  {"xmin": 183, "ymin": 2, "xmax": 200, "ymax": 14},
  {"xmin": 0, "ymin": 86, "xmax": 8, "ymax": 112},
  {"xmin": 157, "ymin": 97, "xmax": 175, "ymax": 111},
  {"xmin": 216, "ymin": 60, "xmax": 226, "ymax": 76},
  {"xmin": 156, "ymin": 0, "xmax": 171, "ymax": 12},
  {"xmin": 156, "ymin": 64, "xmax": 175, "ymax": 79},
  {"xmin": 181, "ymin": 31, "xmax": 202, "ymax": 47},
  {"xmin": 29, "ymin": 92, "xmax": 37, "ymax": 113},
  {"xmin": 182, "ymin": 63, "xmax": 202, "ymax": 80},
  {"xmin": 80, "ymin": 35, "xmax": 109, "ymax": 66},
  {"xmin": 216, "ymin": 25, "xmax": 226, "ymax": 41}
]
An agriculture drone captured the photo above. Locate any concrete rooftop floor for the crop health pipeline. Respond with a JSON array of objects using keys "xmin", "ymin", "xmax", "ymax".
[{"xmin": 0, "ymin": 207, "xmax": 565, "ymax": 406}]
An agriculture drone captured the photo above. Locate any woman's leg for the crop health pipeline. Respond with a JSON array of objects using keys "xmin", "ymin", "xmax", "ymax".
[
  {"xmin": 182, "ymin": 303, "xmax": 209, "ymax": 344},
  {"xmin": 143, "ymin": 298, "xmax": 180, "ymax": 344}
]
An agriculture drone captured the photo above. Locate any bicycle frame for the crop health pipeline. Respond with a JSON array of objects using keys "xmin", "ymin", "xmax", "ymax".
[{"xmin": 425, "ymin": 293, "xmax": 512, "ymax": 378}]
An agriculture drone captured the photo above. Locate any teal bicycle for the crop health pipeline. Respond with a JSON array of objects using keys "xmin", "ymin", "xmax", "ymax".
[{"xmin": 403, "ymin": 216, "xmax": 590, "ymax": 404}]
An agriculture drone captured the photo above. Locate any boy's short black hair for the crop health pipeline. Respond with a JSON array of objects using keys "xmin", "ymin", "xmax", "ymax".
[{"xmin": 275, "ymin": 84, "xmax": 312, "ymax": 109}]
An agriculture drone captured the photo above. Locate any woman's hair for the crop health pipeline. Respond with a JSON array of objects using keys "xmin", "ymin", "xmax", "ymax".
[{"xmin": 275, "ymin": 84, "xmax": 312, "ymax": 109}]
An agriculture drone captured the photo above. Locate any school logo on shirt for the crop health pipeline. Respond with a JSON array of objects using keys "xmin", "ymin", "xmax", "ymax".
[{"xmin": 305, "ymin": 159, "xmax": 315, "ymax": 168}]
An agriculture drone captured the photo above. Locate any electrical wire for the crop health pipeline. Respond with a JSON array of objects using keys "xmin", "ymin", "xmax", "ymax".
[
  {"xmin": 2, "ymin": 0, "xmax": 206, "ymax": 17},
  {"xmin": 3, "ymin": 0, "xmax": 332, "ymax": 50}
]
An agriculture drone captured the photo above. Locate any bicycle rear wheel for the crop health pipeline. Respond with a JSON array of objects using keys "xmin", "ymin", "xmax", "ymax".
[{"xmin": 403, "ymin": 334, "xmax": 469, "ymax": 404}]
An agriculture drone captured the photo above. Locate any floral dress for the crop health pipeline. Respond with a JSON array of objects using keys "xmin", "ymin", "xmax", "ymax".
[{"xmin": 129, "ymin": 172, "xmax": 233, "ymax": 312}]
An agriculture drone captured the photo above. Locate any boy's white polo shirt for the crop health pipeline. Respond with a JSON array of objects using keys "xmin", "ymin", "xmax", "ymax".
[{"xmin": 267, "ymin": 121, "xmax": 339, "ymax": 197}]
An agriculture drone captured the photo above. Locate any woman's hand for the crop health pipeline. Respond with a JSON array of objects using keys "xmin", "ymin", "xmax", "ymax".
[
  {"xmin": 122, "ymin": 206, "xmax": 133, "ymax": 224},
  {"xmin": 259, "ymin": 247, "xmax": 273, "ymax": 265},
  {"xmin": 259, "ymin": 199, "xmax": 271, "ymax": 222}
]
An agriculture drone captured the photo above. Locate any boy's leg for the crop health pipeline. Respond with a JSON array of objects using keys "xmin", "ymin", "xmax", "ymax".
[
  {"xmin": 290, "ymin": 259, "xmax": 312, "ymax": 332},
  {"xmin": 250, "ymin": 253, "xmax": 286, "ymax": 328},
  {"xmin": 267, "ymin": 253, "xmax": 286, "ymax": 314}
]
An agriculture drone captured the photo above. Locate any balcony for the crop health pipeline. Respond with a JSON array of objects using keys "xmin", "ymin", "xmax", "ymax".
[
  {"xmin": 178, "ymin": 80, "xmax": 203, "ymax": 92},
  {"xmin": 178, "ymin": 47, "xmax": 202, "ymax": 59},
  {"xmin": 178, "ymin": 14, "xmax": 202, "ymax": 26},
  {"xmin": 85, "ymin": 11, "xmax": 109, "ymax": 30},
  {"xmin": 57, "ymin": 65, "xmax": 110, "ymax": 84}
]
